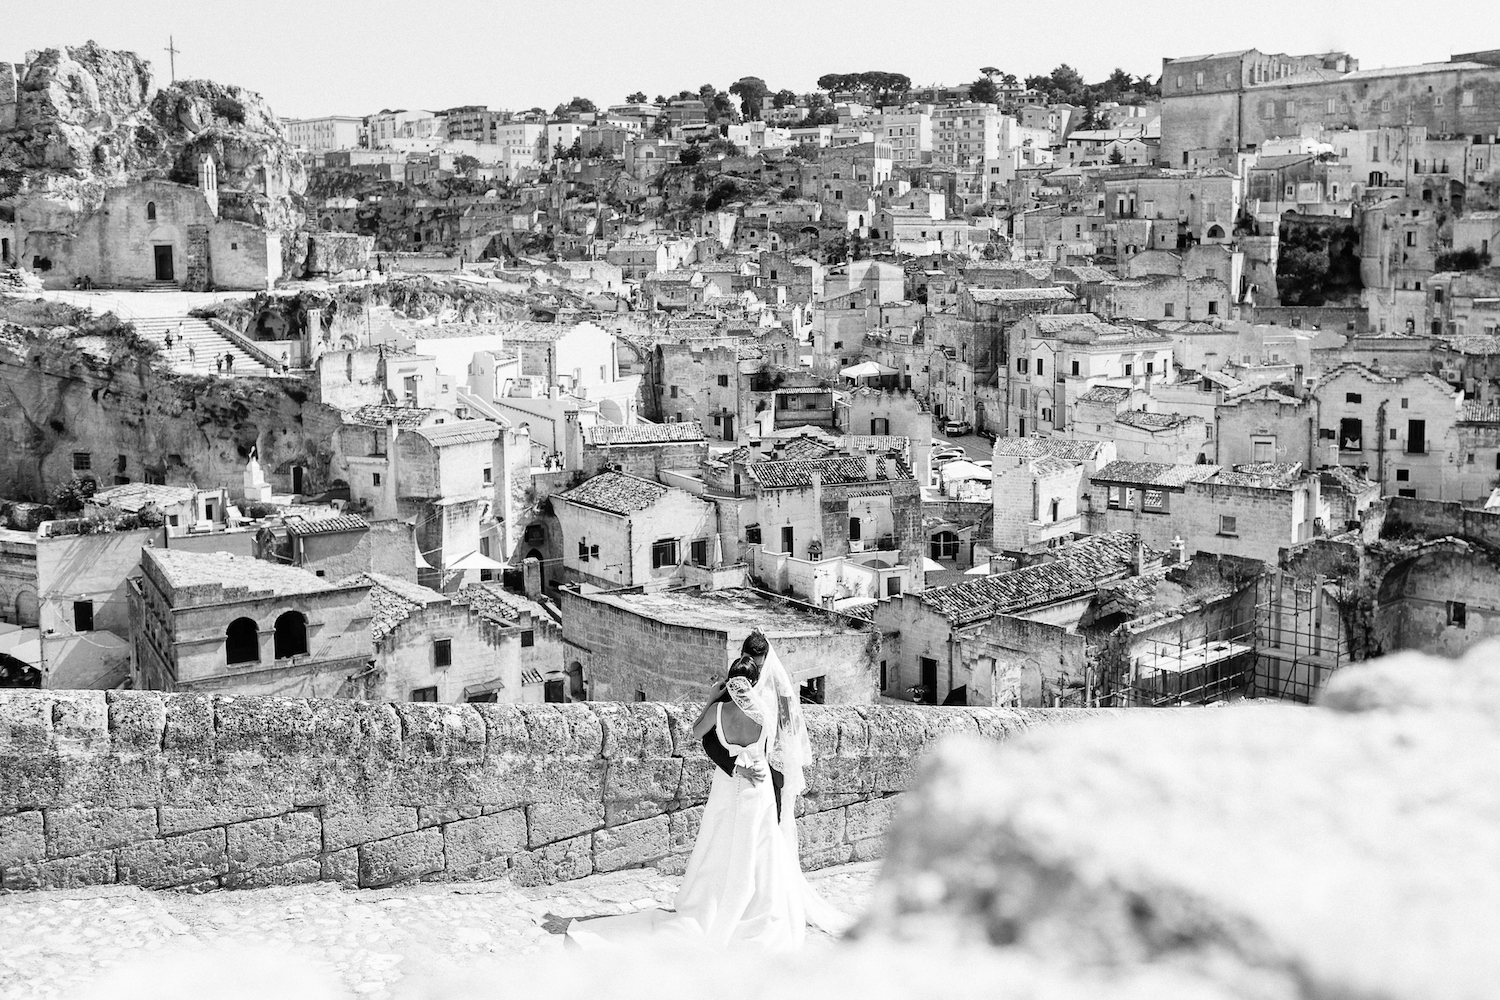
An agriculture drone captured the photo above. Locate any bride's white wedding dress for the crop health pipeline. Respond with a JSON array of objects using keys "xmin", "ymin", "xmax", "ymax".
[{"xmin": 567, "ymin": 656, "xmax": 850, "ymax": 952}]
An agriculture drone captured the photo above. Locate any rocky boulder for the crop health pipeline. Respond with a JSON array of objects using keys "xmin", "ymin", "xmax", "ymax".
[{"xmin": 853, "ymin": 644, "xmax": 1500, "ymax": 999}]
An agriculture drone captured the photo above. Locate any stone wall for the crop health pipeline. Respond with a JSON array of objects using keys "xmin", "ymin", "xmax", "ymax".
[{"xmin": 0, "ymin": 691, "xmax": 1094, "ymax": 892}]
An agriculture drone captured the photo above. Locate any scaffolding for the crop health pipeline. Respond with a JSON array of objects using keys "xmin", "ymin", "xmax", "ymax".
[
  {"xmin": 1252, "ymin": 570, "xmax": 1349, "ymax": 704},
  {"xmin": 1115, "ymin": 612, "xmax": 1260, "ymax": 707}
]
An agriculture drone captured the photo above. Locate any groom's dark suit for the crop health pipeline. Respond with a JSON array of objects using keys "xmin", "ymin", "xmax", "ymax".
[{"xmin": 702, "ymin": 691, "xmax": 784, "ymax": 821}]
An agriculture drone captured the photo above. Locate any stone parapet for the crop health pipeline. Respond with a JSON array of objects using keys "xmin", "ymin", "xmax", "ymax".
[{"xmin": 0, "ymin": 691, "xmax": 1099, "ymax": 892}]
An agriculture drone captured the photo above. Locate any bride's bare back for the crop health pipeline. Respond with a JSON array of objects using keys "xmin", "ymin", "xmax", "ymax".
[{"xmin": 718, "ymin": 699, "xmax": 763, "ymax": 748}]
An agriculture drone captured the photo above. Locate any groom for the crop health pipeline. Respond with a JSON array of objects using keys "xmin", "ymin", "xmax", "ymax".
[{"xmin": 702, "ymin": 632, "xmax": 786, "ymax": 821}]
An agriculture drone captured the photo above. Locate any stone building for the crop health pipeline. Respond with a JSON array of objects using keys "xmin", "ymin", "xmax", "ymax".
[
  {"xmin": 19, "ymin": 168, "xmax": 281, "ymax": 291},
  {"xmin": 1087, "ymin": 461, "xmax": 1319, "ymax": 564},
  {"xmin": 552, "ymin": 472, "xmax": 721, "ymax": 591},
  {"xmin": 873, "ymin": 532, "xmax": 1147, "ymax": 706},
  {"xmin": 560, "ymin": 586, "xmax": 876, "ymax": 704},
  {"xmin": 130, "ymin": 548, "xmax": 372, "ymax": 695},
  {"xmin": 652, "ymin": 344, "xmax": 742, "ymax": 438},
  {"xmin": 990, "ymin": 438, "xmax": 1116, "ymax": 556},
  {"xmin": 363, "ymin": 574, "xmax": 563, "ymax": 704},
  {"xmin": 1215, "ymin": 386, "xmax": 1315, "ymax": 468},
  {"xmin": 579, "ymin": 422, "xmax": 709, "ymax": 478}
]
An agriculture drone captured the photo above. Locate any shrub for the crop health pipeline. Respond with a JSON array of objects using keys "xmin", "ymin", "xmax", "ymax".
[
  {"xmin": 52, "ymin": 477, "xmax": 98, "ymax": 515},
  {"xmin": 212, "ymin": 96, "xmax": 246, "ymax": 125}
]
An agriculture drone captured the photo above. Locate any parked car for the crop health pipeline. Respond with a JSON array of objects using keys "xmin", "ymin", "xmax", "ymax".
[
  {"xmin": 942, "ymin": 419, "xmax": 973, "ymax": 436},
  {"xmin": 931, "ymin": 447, "xmax": 965, "ymax": 465}
]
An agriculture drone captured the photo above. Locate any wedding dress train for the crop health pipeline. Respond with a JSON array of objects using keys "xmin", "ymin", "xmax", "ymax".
[{"xmin": 566, "ymin": 702, "xmax": 850, "ymax": 952}]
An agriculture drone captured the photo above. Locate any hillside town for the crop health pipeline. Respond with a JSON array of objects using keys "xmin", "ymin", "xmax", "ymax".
[{"xmin": 3, "ymin": 39, "xmax": 1500, "ymax": 713}]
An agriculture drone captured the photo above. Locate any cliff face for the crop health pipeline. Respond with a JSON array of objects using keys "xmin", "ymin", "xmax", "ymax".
[
  {"xmin": 0, "ymin": 315, "xmax": 342, "ymax": 503},
  {"xmin": 0, "ymin": 42, "xmax": 304, "ymax": 240}
]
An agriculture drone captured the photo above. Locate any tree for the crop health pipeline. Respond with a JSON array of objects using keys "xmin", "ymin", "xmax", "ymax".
[
  {"xmin": 654, "ymin": 94, "xmax": 667, "ymax": 105},
  {"xmin": 772, "ymin": 88, "xmax": 798, "ymax": 109},
  {"xmin": 453, "ymin": 154, "xmax": 480, "ymax": 177},
  {"xmin": 1049, "ymin": 65, "xmax": 1087, "ymax": 100},
  {"xmin": 678, "ymin": 145, "xmax": 703, "ymax": 166},
  {"xmin": 969, "ymin": 76, "xmax": 1000, "ymax": 105},
  {"xmin": 729, "ymin": 76, "xmax": 770, "ymax": 121},
  {"xmin": 1001, "ymin": 73, "xmax": 1018, "ymax": 87},
  {"xmin": 1107, "ymin": 147, "xmax": 1125, "ymax": 165},
  {"xmin": 627, "ymin": 91, "xmax": 647, "ymax": 103},
  {"xmin": 980, "ymin": 66, "xmax": 1000, "ymax": 78}
]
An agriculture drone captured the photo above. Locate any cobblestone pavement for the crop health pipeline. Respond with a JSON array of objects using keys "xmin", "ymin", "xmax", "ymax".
[{"xmin": 0, "ymin": 863, "xmax": 879, "ymax": 1000}]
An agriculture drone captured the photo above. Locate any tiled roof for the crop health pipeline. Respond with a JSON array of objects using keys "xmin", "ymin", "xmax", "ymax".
[
  {"xmin": 1116, "ymin": 410, "xmax": 1193, "ymax": 430},
  {"xmin": 1462, "ymin": 402, "xmax": 1500, "ymax": 424},
  {"xmin": 358, "ymin": 572, "xmax": 446, "ymax": 642},
  {"xmin": 558, "ymin": 471, "xmax": 672, "ymax": 515},
  {"xmin": 918, "ymin": 532, "xmax": 1144, "ymax": 625},
  {"xmin": 409, "ymin": 420, "xmax": 501, "ymax": 446},
  {"xmin": 456, "ymin": 581, "xmax": 548, "ymax": 625},
  {"xmin": 1076, "ymin": 385, "xmax": 1132, "ymax": 404},
  {"xmin": 584, "ymin": 422, "xmax": 706, "ymax": 446},
  {"xmin": 967, "ymin": 287, "xmax": 1075, "ymax": 303},
  {"xmin": 521, "ymin": 668, "xmax": 545, "ymax": 685},
  {"xmin": 1092, "ymin": 461, "xmax": 1221, "ymax": 487},
  {"xmin": 727, "ymin": 436, "xmax": 839, "ymax": 465},
  {"xmin": 745, "ymin": 455, "xmax": 913, "ymax": 489},
  {"xmin": 348, "ymin": 404, "xmax": 437, "ymax": 428},
  {"xmin": 285, "ymin": 514, "xmax": 370, "ymax": 537},
  {"xmin": 993, "ymin": 437, "xmax": 1107, "ymax": 461},
  {"xmin": 90, "ymin": 482, "xmax": 195, "ymax": 513},
  {"xmin": 1030, "ymin": 314, "xmax": 1127, "ymax": 336}
]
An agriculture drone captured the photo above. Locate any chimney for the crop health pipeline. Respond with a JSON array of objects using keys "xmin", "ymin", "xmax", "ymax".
[
  {"xmin": 1171, "ymin": 535, "xmax": 1188, "ymax": 565},
  {"xmin": 1131, "ymin": 539, "xmax": 1146, "ymax": 576},
  {"xmin": 811, "ymin": 468, "xmax": 825, "ymax": 548},
  {"xmin": 523, "ymin": 555, "xmax": 543, "ymax": 600},
  {"xmin": 884, "ymin": 457, "xmax": 899, "ymax": 479},
  {"xmin": 864, "ymin": 454, "xmax": 878, "ymax": 480}
]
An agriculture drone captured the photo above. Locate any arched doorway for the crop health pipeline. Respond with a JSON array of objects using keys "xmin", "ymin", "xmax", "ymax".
[
  {"xmin": 273, "ymin": 611, "xmax": 308, "ymax": 659},
  {"xmin": 1206, "ymin": 225, "xmax": 1225, "ymax": 239},
  {"xmin": 226, "ymin": 617, "xmax": 260, "ymax": 665}
]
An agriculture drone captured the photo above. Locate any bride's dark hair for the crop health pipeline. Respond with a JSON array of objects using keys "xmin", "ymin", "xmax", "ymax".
[{"xmin": 727, "ymin": 655, "xmax": 761, "ymax": 684}]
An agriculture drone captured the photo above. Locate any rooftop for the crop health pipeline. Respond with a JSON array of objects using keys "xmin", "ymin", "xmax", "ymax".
[
  {"xmin": 1076, "ymin": 385, "xmax": 1132, "ymax": 404},
  {"xmin": 557, "ymin": 471, "xmax": 674, "ymax": 515},
  {"xmin": 284, "ymin": 514, "xmax": 370, "ymax": 538},
  {"xmin": 575, "ymin": 587, "xmax": 868, "ymax": 636},
  {"xmin": 584, "ymin": 422, "xmax": 706, "ymax": 446},
  {"xmin": 967, "ymin": 287, "xmax": 1075, "ymax": 303},
  {"xmin": 147, "ymin": 549, "xmax": 342, "ymax": 603},
  {"xmin": 360, "ymin": 572, "xmax": 447, "ymax": 642},
  {"xmin": 1092, "ymin": 461, "xmax": 1222, "ymax": 488},
  {"xmin": 746, "ymin": 456, "xmax": 913, "ymax": 490},
  {"xmin": 89, "ymin": 482, "xmax": 195, "ymax": 513},
  {"xmin": 347, "ymin": 404, "xmax": 440, "ymax": 428},
  {"xmin": 409, "ymin": 420, "xmax": 501, "ymax": 447},
  {"xmin": 993, "ymin": 437, "xmax": 1109, "ymax": 461},
  {"xmin": 456, "ymin": 581, "xmax": 549, "ymax": 626},
  {"xmin": 1116, "ymin": 410, "xmax": 1194, "ymax": 430},
  {"xmin": 917, "ymin": 532, "xmax": 1145, "ymax": 626}
]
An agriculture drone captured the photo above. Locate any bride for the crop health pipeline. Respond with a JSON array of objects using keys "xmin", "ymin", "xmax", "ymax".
[{"xmin": 567, "ymin": 633, "xmax": 851, "ymax": 951}]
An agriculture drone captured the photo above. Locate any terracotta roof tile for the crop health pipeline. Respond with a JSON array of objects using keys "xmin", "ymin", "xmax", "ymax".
[
  {"xmin": 285, "ymin": 514, "xmax": 370, "ymax": 537},
  {"xmin": 558, "ymin": 471, "xmax": 672, "ymax": 515},
  {"xmin": 584, "ymin": 422, "xmax": 706, "ymax": 446}
]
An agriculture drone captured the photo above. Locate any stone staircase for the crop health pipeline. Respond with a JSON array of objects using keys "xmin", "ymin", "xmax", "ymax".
[{"xmin": 130, "ymin": 316, "xmax": 278, "ymax": 377}]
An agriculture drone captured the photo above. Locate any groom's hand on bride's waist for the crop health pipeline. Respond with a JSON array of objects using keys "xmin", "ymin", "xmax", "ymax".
[{"xmin": 734, "ymin": 759, "xmax": 768, "ymax": 783}]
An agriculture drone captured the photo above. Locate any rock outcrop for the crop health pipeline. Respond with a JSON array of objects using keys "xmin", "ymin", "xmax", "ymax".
[{"xmin": 0, "ymin": 42, "xmax": 304, "ymax": 244}]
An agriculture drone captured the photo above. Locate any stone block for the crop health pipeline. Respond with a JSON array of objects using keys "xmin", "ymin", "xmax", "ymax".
[
  {"xmin": 227, "ymin": 811, "xmax": 321, "ymax": 871},
  {"xmin": 604, "ymin": 757, "xmax": 681, "ymax": 823},
  {"xmin": 0, "ymin": 691, "xmax": 53, "ymax": 751},
  {"xmin": 106, "ymin": 691, "xmax": 168, "ymax": 752},
  {"xmin": 321, "ymin": 847, "xmax": 359, "ymax": 887},
  {"xmin": 508, "ymin": 834, "xmax": 592, "ymax": 887},
  {"xmin": 418, "ymin": 804, "xmax": 481, "ymax": 829},
  {"xmin": 161, "ymin": 693, "xmax": 215, "ymax": 753},
  {"xmin": 527, "ymin": 796, "xmax": 605, "ymax": 848},
  {"xmin": 845, "ymin": 795, "xmax": 899, "ymax": 842},
  {"xmin": 159, "ymin": 757, "xmax": 293, "ymax": 832},
  {"xmin": 589, "ymin": 703, "xmax": 672, "ymax": 758},
  {"xmin": 395, "ymin": 702, "xmax": 487, "ymax": 762},
  {"xmin": 971, "ymin": 707, "xmax": 1043, "ymax": 744},
  {"xmin": 849, "ymin": 836, "xmax": 885, "ymax": 863},
  {"xmin": 651, "ymin": 852, "xmax": 691, "ymax": 876},
  {"xmin": 118, "ymin": 829, "xmax": 227, "ymax": 888},
  {"xmin": 214, "ymin": 696, "xmax": 315, "ymax": 757},
  {"xmin": 54, "ymin": 752, "xmax": 162, "ymax": 808},
  {"xmin": 323, "ymin": 803, "xmax": 418, "ymax": 852},
  {"xmin": 45, "ymin": 804, "xmax": 156, "ymax": 857},
  {"xmin": 0, "ymin": 752, "xmax": 62, "ymax": 811},
  {"xmin": 48, "ymin": 691, "xmax": 109, "ymax": 751},
  {"xmin": 0, "ymin": 810, "xmax": 44, "ymax": 865},
  {"xmin": 471, "ymin": 703, "xmax": 530, "ymax": 755},
  {"xmin": 158, "ymin": 801, "xmax": 291, "ymax": 836},
  {"xmin": 444, "ymin": 809, "xmax": 526, "ymax": 879},
  {"xmin": 668, "ymin": 805, "xmax": 704, "ymax": 853},
  {"xmin": 222, "ymin": 858, "xmax": 322, "ymax": 889},
  {"xmin": 797, "ymin": 807, "xmax": 848, "ymax": 866},
  {"xmin": 358, "ymin": 829, "xmax": 444, "ymax": 887},
  {"xmin": 520, "ymin": 703, "xmax": 603, "ymax": 757},
  {"xmin": 593, "ymin": 814, "xmax": 669, "ymax": 872},
  {"xmin": 675, "ymin": 754, "xmax": 717, "ymax": 805},
  {"xmin": 660, "ymin": 703, "xmax": 700, "ymax": 755},
  {"xmin": 2, "ymin": 850, "xmax": 115, "ymax": 890}
]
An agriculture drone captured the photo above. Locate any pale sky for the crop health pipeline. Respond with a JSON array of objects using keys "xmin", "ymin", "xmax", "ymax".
[{"xmin": 7, "ymin": 0, "xmax": 1478, "ymax": 120}]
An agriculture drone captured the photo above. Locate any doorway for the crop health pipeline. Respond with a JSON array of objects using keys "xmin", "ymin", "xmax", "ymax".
[
  {"xmin": 153, "ymin": 245, "xmax": 175, "ymax": 281},
  {"xmin": 780, "ymin": 525, "xmax": 794, "ymax": 554},
  {"xmin": 919, "ymin": 656, "xmax": 938, "ymax": 704},
  {"xmin": 292, "ymin": 465, "xmax": 305, "ymax": 494}
]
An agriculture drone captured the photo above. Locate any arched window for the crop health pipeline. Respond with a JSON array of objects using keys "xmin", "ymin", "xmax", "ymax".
[
  {"xmin": 146, "ymin": 201, "xmax": 156, "ymax": 221},
  {"xmin": 930, "ymin": 531, "xmax": 960, "ymax": 561},
  {"xmin": 1206, "ymin": 224, "xmax": 1225, "ymax": 239},
  {"xmin": 225, "ymin": 617, "xmax": 260, "ymax": 664},
  {"xmin": 274, "ymin": 611, "xmax": 308, "ymax": 659}
]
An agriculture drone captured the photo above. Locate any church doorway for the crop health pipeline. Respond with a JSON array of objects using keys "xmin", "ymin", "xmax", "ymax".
[{"xmin": 153, "ymin": 245, "xmax": 175, "ymax": 281}]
